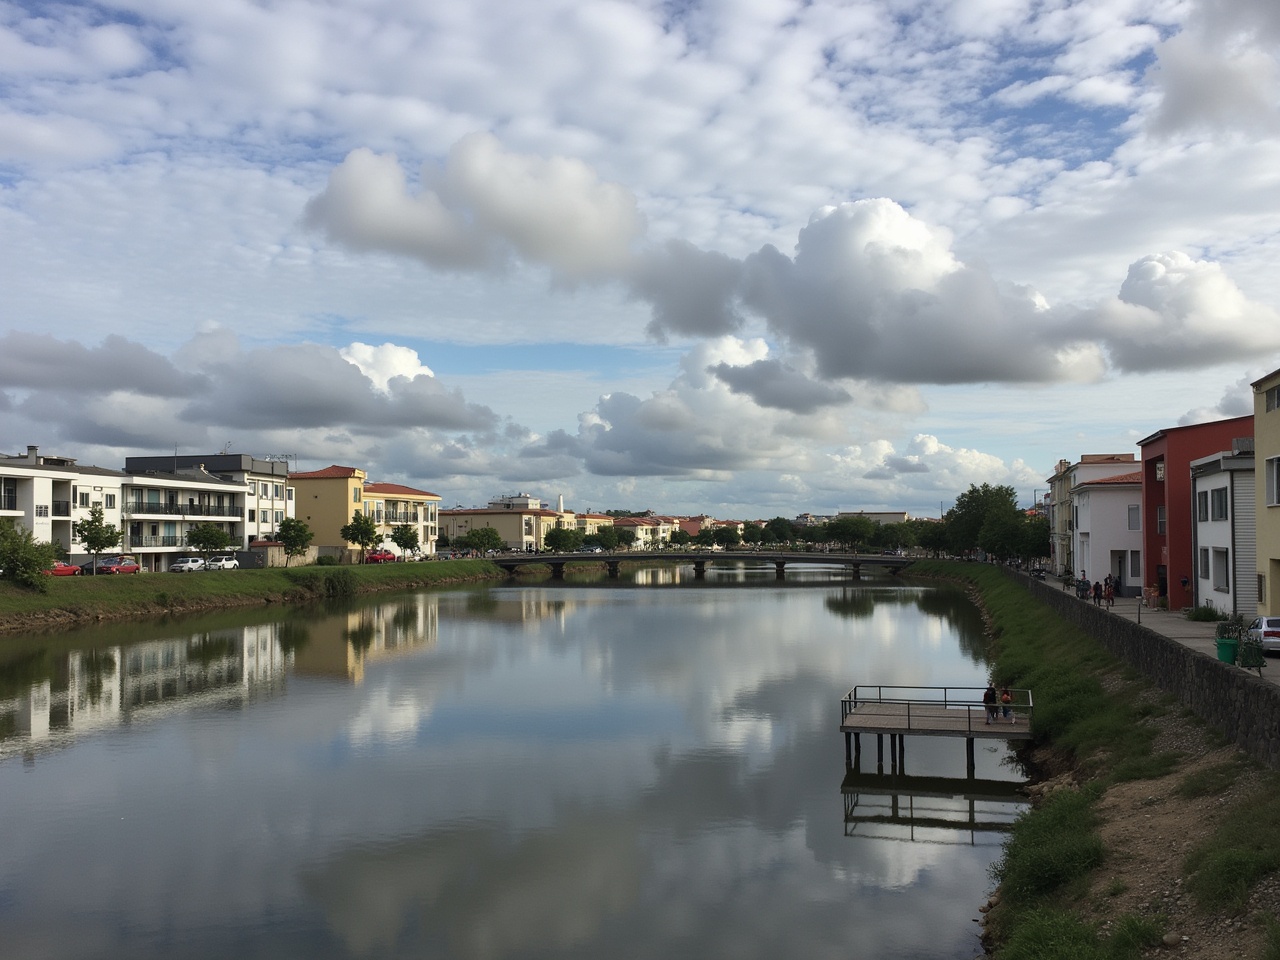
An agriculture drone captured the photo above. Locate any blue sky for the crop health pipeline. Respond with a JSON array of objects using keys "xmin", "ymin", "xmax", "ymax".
[{"xmin": 2, "ymin": 0, "xmax": 1279, "ymax": 518}]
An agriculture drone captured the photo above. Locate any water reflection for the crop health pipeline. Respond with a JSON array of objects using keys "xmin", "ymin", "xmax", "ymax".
[
  {"xmin": 0, "ymin": 577, "xmax": 1014, "ymax": 960},
  {"xmin": 841, "ymin": 768, "xmax": 1024, "ymax": 846}
]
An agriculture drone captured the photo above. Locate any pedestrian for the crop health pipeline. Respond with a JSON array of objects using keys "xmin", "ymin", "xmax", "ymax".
[
  {"xmin": 983, "ymin": 682, "xmax": 998, "ymax": 725},
  {"xmin": 1103, "ymin": 580, "xmax": 1114, "ymax": 608},
  {"xmin": 1092, "ymin": 581, "xmax": 1103, "ymax": 606},
  {"xmin": 1000, "ymin": 686, "xmax": 1014, "ymax": 723}
]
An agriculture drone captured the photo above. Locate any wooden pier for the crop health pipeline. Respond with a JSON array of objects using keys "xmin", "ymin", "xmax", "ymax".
[{"xmin": 840, "ymin": 685, "xmax": 1034, "ymax": 776}]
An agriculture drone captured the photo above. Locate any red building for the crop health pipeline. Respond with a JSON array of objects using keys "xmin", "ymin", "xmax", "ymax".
[{"xmin": 1138, "ymin": 415, "xmax": 1253, "ymax": 610}]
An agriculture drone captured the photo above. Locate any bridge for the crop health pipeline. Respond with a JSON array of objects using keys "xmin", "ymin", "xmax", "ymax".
[{"xmin": 490, "ymin": 550, "xmax": 913, "ymax": 581}]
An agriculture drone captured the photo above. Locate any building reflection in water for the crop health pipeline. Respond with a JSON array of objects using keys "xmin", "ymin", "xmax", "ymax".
[
  {"xmin": 292, "ymin": 593, "xmax": 441, "ymax": 682},
  {"xmin": 0, "ymin": 622, "xmax": 292, "ymax": 762}
]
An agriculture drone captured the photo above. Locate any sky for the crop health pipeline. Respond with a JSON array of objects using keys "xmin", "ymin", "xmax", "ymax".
[{"xmin": 2, "ymin": 0, "xmax": 1280, "ymax": 520}]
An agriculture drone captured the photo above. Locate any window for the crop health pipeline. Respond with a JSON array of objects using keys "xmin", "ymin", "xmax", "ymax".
[
  {"xmin": 1156, "ymin": 505, "xmax": 1166, "ymax": 535},
  {"xmin": 1127, "ymin": 505, "xmax": 1140, "ymax": 530},
  {"xmin": 248, "ymin": 481, "xmax": 257, "ymax": 496},
  {"xmin": 273, "ymin": 483, "xmax": 283, "ymax": 498},
  {"xmin": 105, "ymin": 493, "xmax": 116, "ymax": 509},
  {"xmin": 353, "ymin": 488, "xmax": 361, "ymax": 503},
  {"xmin": 274, "ymin": 510, "xmax": 283, "ymax": 523},
  {"xmin": 1212, "ymin": 548, "xmax": 1229, "ymax": 593},
  {"xmin": 248, "ymin": 509, "xmax": 256, "ymax": 522},
  {"xmin": 1210, "ymin": 487, "xmax": 1228, "ymax": 521},
  {"xmin": 1268, "ymin": 457, "xmax": 1280, "ymax": 506},
  {"xmin": 1260, "ymin": 574, "xmax": 1268, "ymax": 604},
  {"xmin": 1196, "ymin": 491, "xmax": 1208, "ymax": 522},
  {"xmin": 35, "ymin": 504, "xmax": 49, "ymax": 517},
  {"xmin": 78, "ymin": 492, "xmax": 90, "ymax": 508},
  {"xmin": 1130, "ymin": 551, "xmax": 1141, "ymax": 579},
  {"xmin": 287, "ymin": 487, "xmax": 294, "ymax": 501},
  {"xmin": 1199, "ymin": 547, "xmax": 1210, "ymax": 579},
  {"xmin": 1267, "ymin": 384, "xmax": 1280, "ymax": 412}
]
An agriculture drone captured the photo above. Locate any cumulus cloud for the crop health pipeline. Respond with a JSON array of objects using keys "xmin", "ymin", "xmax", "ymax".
[
  {"xmin": 1148, "ymin": 0, "xmax": 1280, "ymax": 134},
  {"xmin": 304, "ymin": 134, "xmax": 643, "ymax": 280},
  {"xmin": 708, "ymin": 358, "xmax": 851, "ymax": 413},
  {"xmin": 1086, "ymin": 252, "xmax": 1280, "ymax": 372},
  {"xmin": 0, "ymin": 332, "xmax": 199, "ymax": 396},
  {"xmin": 340, "ymin": 342, "xmax": 435, "ymax": 392}
]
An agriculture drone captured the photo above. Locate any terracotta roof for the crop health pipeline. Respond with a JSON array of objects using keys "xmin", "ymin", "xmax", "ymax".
[
  {"xmin": 1078, "ymin": 471, "xmax": 1142, "ymax": 486},
  {"xmin": 290, "ymin": 465, "xmax": 362, "ymax": 479},
  {"xmin": 364, "ymin": 481, "xmax": 440, "ymax": 498}
]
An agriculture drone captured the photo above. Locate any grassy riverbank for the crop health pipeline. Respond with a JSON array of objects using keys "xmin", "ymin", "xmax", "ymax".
[
  {"xmin": 910, "ymin": 561, "xmax": 1280, "ymax": 960},
  {"xmin": 0, "ymin": 558, "xmax": 505, "ymax": 635}
]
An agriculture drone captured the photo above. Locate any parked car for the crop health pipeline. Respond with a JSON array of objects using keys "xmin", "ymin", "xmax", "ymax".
[
  {"xmin": 100, "ymin": 556, "xmax": 141, "ymax": 575},
  {"xmin": 364, "ymin": 549, "xmax": 396, "ymax": 564},
  {"xmin": 170, "ymin": 557, "xmax": 205, "ymax": 573},
  {"xmin": 1247, "ymin": 616, "xmax": 1280, "ymax": 653},
  {"xmin": 43, "ymin": 561, "xmax": 82, "ymax": 576},
  {"xmin": 206, "ymin": 555, "xmax": 239, "ymax": 570}
]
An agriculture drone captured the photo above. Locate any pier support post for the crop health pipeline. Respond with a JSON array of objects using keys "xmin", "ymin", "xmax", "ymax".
[
  {"xmin": 605, "ymin": 561, "xmax": 621, "ymax": 578},
  {"xmin": 693, "ymin": 561, "xmax": 707, "ymax": 579},
  {"xmin": 774, "ymin": 560, "xmax": 786, "ymax": 580},
  {"xmin": 876, "ymin": 734, "xmax": 884, "ymax": 773},
  {"xmin": 549, "ymin": 562, "xmax": 566, "ymax": 580},
  {"xmin": 965, "ymin": 738, "xmax": 975, "ymax": 778}
]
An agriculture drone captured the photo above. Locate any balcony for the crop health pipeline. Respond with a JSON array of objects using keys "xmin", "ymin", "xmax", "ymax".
[
  {"xmin": 125, "ymin": 535, "xmax": 187, "ymax": 548},
  {"xmin": 385, "ymin": 511, "xmax": 420, "ymax": 524},
  {"xmin": 52, "ymin": 500, "xmax": 71, "ymax": 517},
  {"xmin": 125, "ymin": 502, "xmax": 244, "ymax": 519},
  {"xmin": 0, "ymin": 493, "xmax": 16, "ymax": 512}
]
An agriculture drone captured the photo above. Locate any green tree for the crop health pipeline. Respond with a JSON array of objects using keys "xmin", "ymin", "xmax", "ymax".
[
  {"xmin": 339, "ymin": 511, "xmax": 381, "ymax": 561},
  {"xmin": 458, "ymin": 526, "xmax": 504, "ymax": 554},
  {"xmin": 764, "ymin": 517, "xmax": 797, "ymax": 543},
  {"xmin": 593, "ymin": 525, "xmax": 619, "ymax": 550},
  {"xmin": 1018, "ymin": 515, "xmax": 1051, "ymax": 565},
  {"xmin": 977, "ymin": 508, "xmax": 1024, "ymax": 560},
  {"xmin": 0, "ymin": 521, "xmax": 57, "ymax": 592},
  {"xmin": 668, "ymin": 529, "xmax": 692, "ymax": 547},
  {"xmin": 742, "ymin": 523, "xmax": 763, "ymax": 544},
  {"xmin": 543, "ymin": 527, "xmax": 584, "ymax": 552},
  {"xmin": 827, "ymin": 515, "xmax": 875, "ymax": 552},
  {"xmin": 76, "ymin": 504, "xmax": 121, "ymax": 574},
  {"xmin": 187, "ymin": 522, "xmax": 233, "ymax": 560},
  {"xmin": 390, "ymin": 524, "xmax": 420, "ymax": 557},
  {"xmin": 947, "ymin": 483, "xmax": 1018, "ymax": 556},
  {"xmin": 713, "ymin": 526, "xmax": 742, "ymax": 548},
  {"xmin": 276, "ymin": 517, "xmax": 314, "ymax": 567},
  {"xmin": 912, "ymin": 519, "xmax": 949, "ymax": 557},
  {"xmin": 693, "ymin": 529, "xmax": 716, "ymax": 548},
  {"xmin": 616, "ymin": 528, "xmax": 637, "ymax": 549}
]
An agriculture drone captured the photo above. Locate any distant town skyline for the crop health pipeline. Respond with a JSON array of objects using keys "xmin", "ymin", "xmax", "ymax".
[{"xmin": 3, "ymin": 1, "xmax": 1278, "ymax": 519}]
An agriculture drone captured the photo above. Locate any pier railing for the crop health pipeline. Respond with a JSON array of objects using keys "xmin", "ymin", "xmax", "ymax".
[{"xmin": 841, "ymin": 684, "xmax": 1034, "ymax": 734}]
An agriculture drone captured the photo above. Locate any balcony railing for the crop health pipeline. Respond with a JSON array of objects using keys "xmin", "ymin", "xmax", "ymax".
[
  {"xmin": 0, "ymin": 494, "xmax": 16, "ymax": 512},
  {"xmin": 385, "ymin": 512, "xmax": 420, "ymax": 524},
  {"xmin": 125, "ymin": 502, "xmax": 244, "ymax": 519},
  {"xmin": 125, "ymin": 535, "xmax": 188, "ymax": 548},
  {"xmin": 52, "ymin": 500, "xmax": 71, "ymax": 516}
]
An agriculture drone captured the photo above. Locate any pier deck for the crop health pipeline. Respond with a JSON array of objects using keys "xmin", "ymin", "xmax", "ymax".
[{"xmin": 840, "ymin": 685, "xmax": 1033, "ymax": 774}]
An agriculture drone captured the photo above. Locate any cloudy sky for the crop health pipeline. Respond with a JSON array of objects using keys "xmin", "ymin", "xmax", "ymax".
[{"xmin": 3, "ymin": 0, "xmax": 1279, "ymax": 519}]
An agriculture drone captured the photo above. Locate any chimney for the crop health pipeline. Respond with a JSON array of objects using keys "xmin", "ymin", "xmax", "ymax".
[
  {"xmin": 558, "ymin": 494, "xmax": 565, "ymax": 513},
  {"xmin": 26, "ymin": 445, "xmax": 38, "ymax": 463}
]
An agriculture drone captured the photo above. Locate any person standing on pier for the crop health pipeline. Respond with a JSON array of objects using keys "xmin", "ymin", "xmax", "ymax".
[{"xmin": 983, "ymin": 683, "xmax": 999, "ymax": 725}]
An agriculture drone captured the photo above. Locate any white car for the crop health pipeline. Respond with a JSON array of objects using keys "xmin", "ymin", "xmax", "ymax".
[
  {"xmin": 206, "ymin": 555, "xmax": 239, "ymax": 570},
  {"xmin": 1247, "ymin": 616, "xmax": 1280, "ymax": 653},
  {"xmin": 170, "ymin": 557, "xmax": 205, "ymax": 573}
]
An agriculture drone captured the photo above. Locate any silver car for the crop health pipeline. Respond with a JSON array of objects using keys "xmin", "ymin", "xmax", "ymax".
[
  {"xmin": 170, "ymin": 557, "xmax": 205, "ymax": 573},
  {"xmin": 206, "ymin": 555, "xmax": 239, "ymax": 570},
  {"xmin": 1247, "ymin": 616, "xmax": 1280, "ymax": 653}
]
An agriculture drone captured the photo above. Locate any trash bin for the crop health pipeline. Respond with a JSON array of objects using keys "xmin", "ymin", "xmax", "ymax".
[{"xmin": 1216, "ymin": 638, "xmax": 1238, "ymax": 664}]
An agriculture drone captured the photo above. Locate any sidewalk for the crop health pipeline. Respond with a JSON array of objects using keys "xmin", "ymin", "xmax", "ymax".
[{"xmin": 1079, "ymin": 593, "xmax": 1273, "ymax": 685}]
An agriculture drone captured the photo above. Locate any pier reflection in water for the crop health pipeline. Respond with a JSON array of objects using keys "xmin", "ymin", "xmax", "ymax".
[
  {"xmin": 841, "ymin": 768, "xmax": 1024, "ymax": 846},
  {"xmin": 0, "ymin": 574, "xmax": 1024, "ymax": 960}
]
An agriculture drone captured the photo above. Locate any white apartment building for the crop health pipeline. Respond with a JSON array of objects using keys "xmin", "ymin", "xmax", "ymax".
[
  {"xmin": 1190, "ymin": 444, "xmax": 1257, "ymax": 615},
  {"xmin": 1047, "ymin": 453, "xmax": 1138, "ymax": 579},
  {"xmin": 1070, "ymin": 471, "xmax": 1143, "ymax": 596}
]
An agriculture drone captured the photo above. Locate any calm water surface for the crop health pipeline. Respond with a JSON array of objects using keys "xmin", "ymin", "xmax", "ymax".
[{"xmin": 0, "ymin": 565, "xmax": 1023, "ymax": 959}]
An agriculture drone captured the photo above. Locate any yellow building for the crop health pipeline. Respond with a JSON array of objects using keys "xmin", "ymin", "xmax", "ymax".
[
  {"xmin": 1254, "ymin": 367, "xmax": 1280, "ymax": 615},
  {"xmin": 290, "ymin": 466, "xmax": 441, "ymax": 558}
]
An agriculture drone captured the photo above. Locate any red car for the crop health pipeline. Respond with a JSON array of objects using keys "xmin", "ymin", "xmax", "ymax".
[
  {"xmin": 364, "ymin": 550, "xmax": 396, "ymax": 564},
  {"xmin": 99, "ymin": 557, "xmax": 142, "ymax": 575},
  {"xmin": 44, "ymin": 561, "xmax": 82, "ymax": 576}
]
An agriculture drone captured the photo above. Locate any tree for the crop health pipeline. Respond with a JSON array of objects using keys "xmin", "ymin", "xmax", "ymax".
[
  {"xmin": 1018, "ymin": 515, "xmax": 1051, "ymax": 565},
  {"xmin": 947, "ymin": 483, "xmax": 1018, "ymax": 556},
  {"xmin": 390, "ymin": 524, "xmax": 420, "ymax": 557},
  {"xmin": 543, "ymin": 527, "xmax": 584, "ymax": 552},
  {"xmin": 592, "ymin": 525, "xmax": 619, "ymax": 550},
  {"xmin": 693, "ymin": 529, "xmax": 716, "ymax": 548},
  {"xmin": 764, "ymin": 517, "xmax": 797, "ymax": 543},
  {"xmin": 276, "ymin": 517, "xmax": 314, "ymax": 567},
  {"xmin": 977, "ymin": 509, "xmax": 1024, "ymax": 561},
  {"xmin": 615, "ymin": 528, "xmax": 637, "ymax": 549},
  {"xmin": 827, "ymin": 515, "xmax": 875, "ymax": 552},
  {"xmin": 339, "ymin": 511, "xmax": 381, "ymax": 561},
  {"xmin": 713, "ymin": 526, "xmax": 741, "ymax": 548},
  {"xmin": 77, "ymin": 504, "xmax": 121, "ymax": 574},
  {"xmin": 187, "ymin": 523, "xmax": 233, "ymax": 560},
  {"xmin": 741, "ymin": 523, "xmax": 763, "ymax": 544},
  {"xmin": 0, "ymin": 521, "xmax": 57, "ymax": 592},
  {"xmin": 668, "ymin": 529, "xmax": 692, "ymax": 547},
  {"xmin": 457, "ymin": 526, "xmax": 503, "ymax": 554},
  {"xmin": 912, "ymin": 519, "xmax": 949, "ymax": 557}
]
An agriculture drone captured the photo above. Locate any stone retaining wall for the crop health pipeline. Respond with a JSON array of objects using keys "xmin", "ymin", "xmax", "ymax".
[{"xmin": 1020, "ymin": 573, "xmax": 1280, "ymax": 769}]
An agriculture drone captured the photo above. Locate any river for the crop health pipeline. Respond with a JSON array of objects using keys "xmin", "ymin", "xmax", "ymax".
[{"xmin": 0, "ymin": 563, "xmax": 1023, "ymax": 959}]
